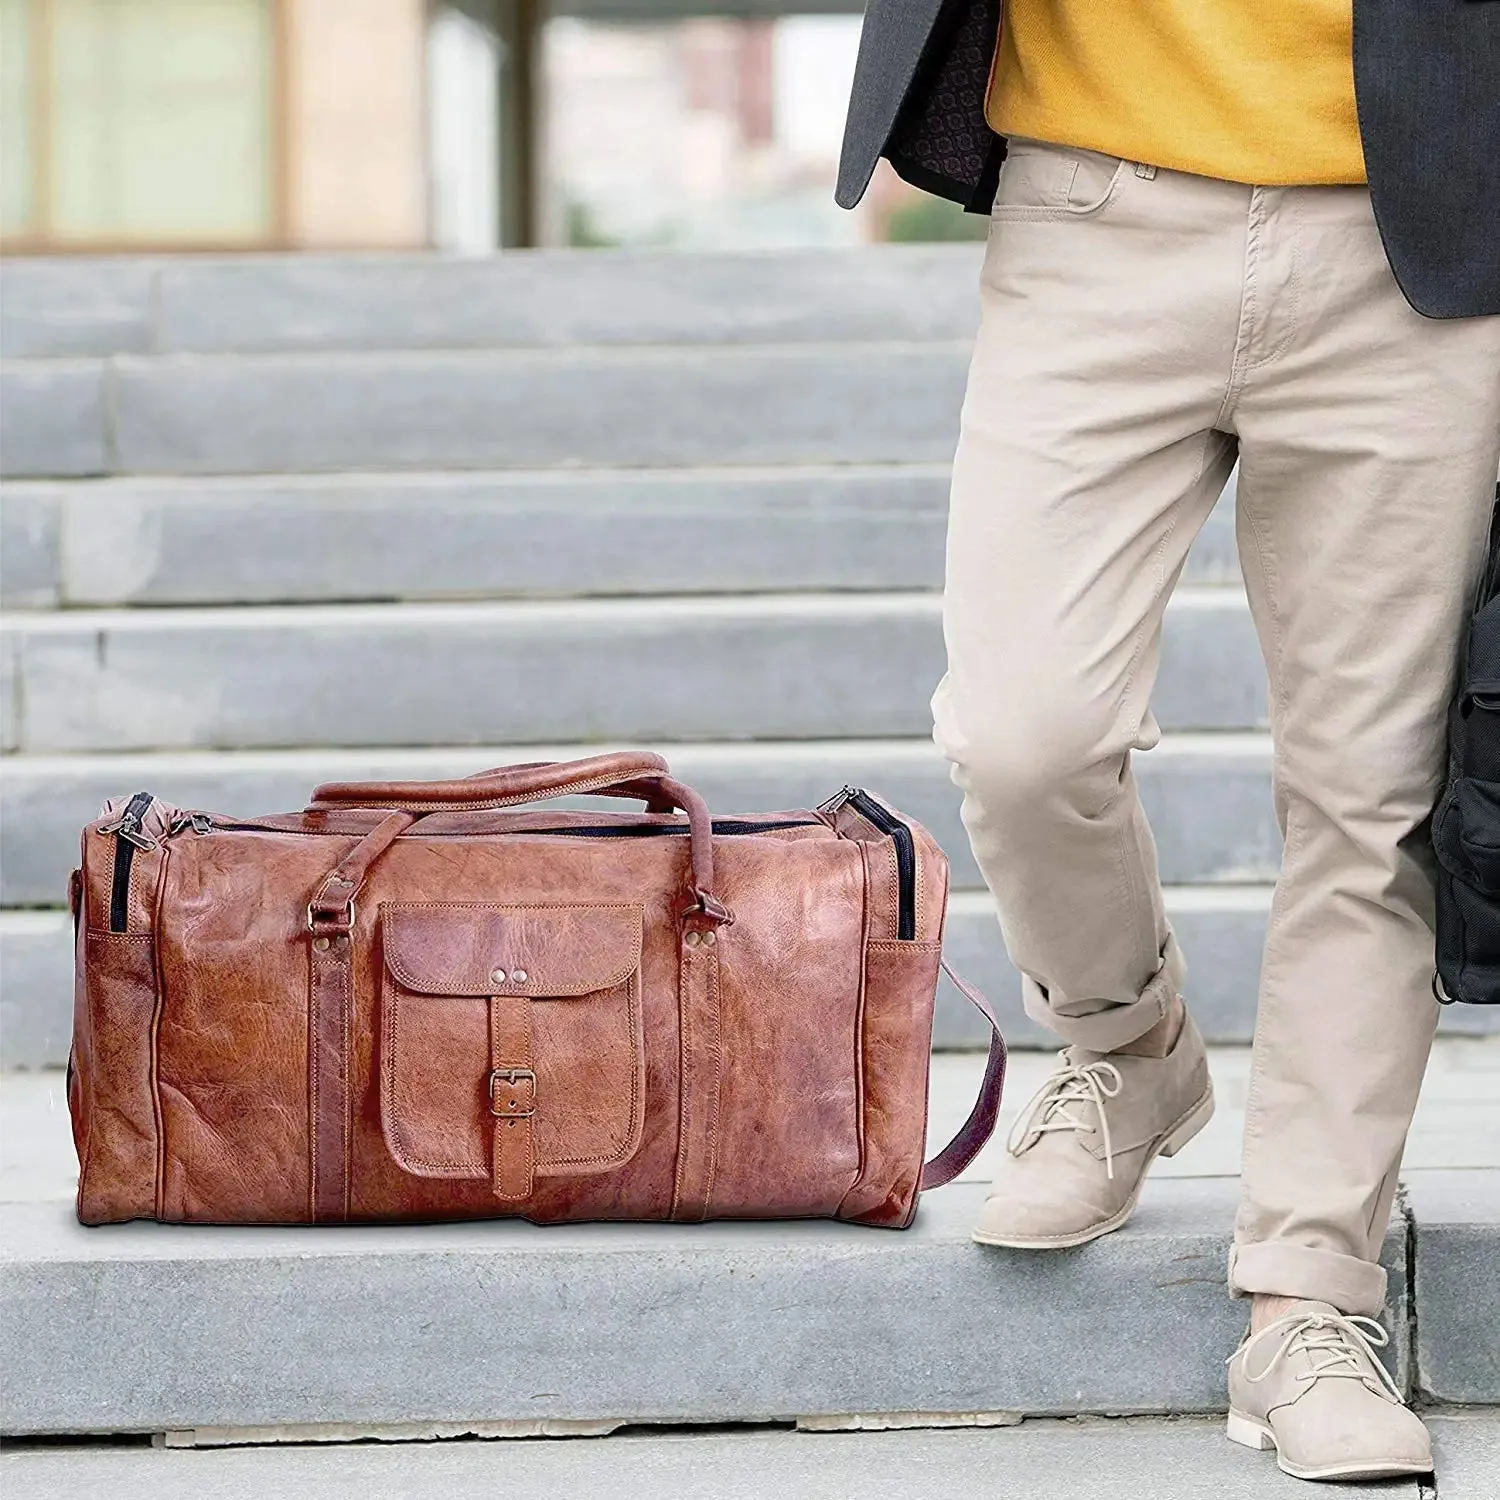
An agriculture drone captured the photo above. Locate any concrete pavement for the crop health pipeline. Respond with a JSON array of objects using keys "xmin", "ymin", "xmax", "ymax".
[{"xmin": 7, "ymin": 1412, "xmax": 1492, "ymax": 1500}]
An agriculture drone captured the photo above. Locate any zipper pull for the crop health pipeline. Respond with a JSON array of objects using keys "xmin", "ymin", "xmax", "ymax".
[
  {"xmin": 167, "ymin": 811, "xmax": 215, "ymax": 837},
  {"xmin": 100, "ymin": 792, "xmax": 158, "ymax": 851},
  {"xmin": 817, "ymin": 785, "xmax": 857, "ymax": 817}
]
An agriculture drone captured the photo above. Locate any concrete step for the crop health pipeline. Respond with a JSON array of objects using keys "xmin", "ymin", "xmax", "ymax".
[
  {"xmin": 0, "ymin": 247, "xmax": 986, "ymax": 360},
  {"xmin": 0, "ymin": 736, "xmax": 1281, "ymax": 905},
  {"xmin": 0, "ymin": 468, "xmax": 1243, "ymax": 609},
  {"xmin": 0, "ymin": 360, "xmax": 106, "ymax": 479},
  {"xmin": 0, "ymin": 1058, "xmax": 1417, "ymax": 1438},
  {"xmin": 17, "ymin": 1416, "xmax": 1499, "ymax": 1500},
  {"xmin": 8, "ymin": 1044, "xmax": 1496, "ymax": 1437},
  {"xmin": 1, "ymin": 343, "xmax": 980, "ymax": 479},
  {"xmin": 0, "ymin": 589, "xmax": 1266, "ymax": 753},
  {"xmin": 1407, "ymin": 1174, "xmax": 1500, "ymax": 1406}
]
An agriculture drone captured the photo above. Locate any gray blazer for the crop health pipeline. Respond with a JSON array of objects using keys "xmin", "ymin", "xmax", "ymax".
[{"xmin": 837, "ymin": 0, "xmax": 1500, "ymax": 318}]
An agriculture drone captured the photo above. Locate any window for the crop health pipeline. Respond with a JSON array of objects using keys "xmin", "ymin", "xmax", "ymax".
[{"xmin": 2, "ymin": 0, "xmax": 279, "ymax": 249}]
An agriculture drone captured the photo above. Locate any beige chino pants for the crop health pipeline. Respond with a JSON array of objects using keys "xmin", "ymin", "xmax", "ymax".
[{"xmin": 935, "ymin": 139, "xmax": 1500, "ymax": 1314}]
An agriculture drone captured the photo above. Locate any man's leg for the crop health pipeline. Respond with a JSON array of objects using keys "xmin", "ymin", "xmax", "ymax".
[
  {"xmin": 1226, "ymin": 185, "xmax": 1500, "ymax": 1316},
  {"xmin": 935, "ymin": 146, "xmax": 1246, "ymax": 1243}
]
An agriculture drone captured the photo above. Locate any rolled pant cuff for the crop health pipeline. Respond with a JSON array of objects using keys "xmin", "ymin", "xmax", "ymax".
[
  {"xmin": 1020, "ymin": 932, "xmax": 1186, "ymax": 1053},
  {"xmin": 1228, "ymin": 1240, "xmax": 1389, "ymax": 1318}
]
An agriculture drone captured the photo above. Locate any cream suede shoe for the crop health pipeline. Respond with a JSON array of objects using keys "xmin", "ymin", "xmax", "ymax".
[
  {"xmin": 1227, "ymin": 1303, "xmax": 1432, "ymax": 1482},
  {"xmin": 971, "ymin": 1010, "xmax": 1213, "ymax": 1248}
]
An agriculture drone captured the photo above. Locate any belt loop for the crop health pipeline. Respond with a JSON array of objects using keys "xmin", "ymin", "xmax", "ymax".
[{"xmin": 1135, "ymin": 162, "xmax": 1158, "ymax": 181}]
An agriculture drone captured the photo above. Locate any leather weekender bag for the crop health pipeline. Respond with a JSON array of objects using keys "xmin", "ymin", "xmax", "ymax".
[{"xmin": 67, "ymin": 751, "xmax": 1006, "ymax": 1228}]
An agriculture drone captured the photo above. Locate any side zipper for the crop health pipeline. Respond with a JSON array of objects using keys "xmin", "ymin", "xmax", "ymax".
[
  {"xmin": 834, "ymin": 787, "xmax": 917, "ymax": 941},
  {"xmin": 101, "ymin": 792, "xmax": 157, "ymax": 933}
]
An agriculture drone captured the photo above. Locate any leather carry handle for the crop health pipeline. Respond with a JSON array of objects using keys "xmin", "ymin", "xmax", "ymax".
[
  {"xmin": 920, "ymin": 960, "xmax": 1008, "ymax": 1191},
  {"xmin": 308, "ymin": 753, "xmax": 731, "ymax": 926},
  {"xmin": 309, "ymin": 751, "xmax": 674, "ymax": 812}
]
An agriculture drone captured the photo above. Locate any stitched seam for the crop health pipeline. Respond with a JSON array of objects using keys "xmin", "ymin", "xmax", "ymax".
[
  {"xmin": 702, "ymin": 954, "xmax": 722, "ymax": 1212},
  {"xmin": 1364, "ymin": 1163, "xmax": 1400, "ymax": 1248},
  {"xmin": 837, "ymin": 843, "xmax": 876, "ymax": 1217},
  {"xmin": 913, "ymin": 838, "xmax": 925, "ymax": 939},
  {"xmin": 384, "ymin": 952, "xmax": 641, "ymax": 996},
  {"xmin": 671, "ymin": 951, "xmax": 695, "ymax": 1215},
  {"xmin": 866, "ymin": 940, "xmax": 943, "ymax": 952},
  {"xmin": 148, "ymin": 857, "xmax": 168, "ymax": 1220},
  {"xmin": 313, "ymin": 945, "xmax": 351, "ymax": 1221},
  {"xmin": 341, "ymin": 948, "xmax": 351, "ymax": 1219},
  {"xmin": 77, "ymin": 933, "xmax": 100, "ymax": 1206},
  {"xmin": 1245, "ymin": 190, "xmax": 1301, "ymax": 373},
  {"xmin": 547, "ymin": 970, "xmax": 644, "ymax": 1170},
  {"xmin": 310, "ymin": 948, "xmax": 320, "ymax": 1219},
  {"xmin": 883, "ymin": 844, "xmax": 900, "ymax": 937},
  {"xmin": 1236, "ymin": 465, "xmax": 1289, "ymax": 1230},
  {"xmin": 341, "ymin": 771, "xmax": 658, "ymax": 812},
  {"xmin": 1215, "ymin": 189, "xmax": 1262, "ymax": 429},
  {"xmin": 329, "ymin": 947, "xmax": 350, "ymax": 1218},
  {"xmin": 382, "ymin": 903, "xmax": 643, "ymax": 995},
  {"xmin": 1096, "ymin": 430, "xmax": 1223, "ymax": 1005},
  {"xmin": 384, "ymin": 901, "xmax": 644, "ymax": 911},
  {"xmin": 991, "ymin": 158, "xmax": 1127, "ymax": 223}
]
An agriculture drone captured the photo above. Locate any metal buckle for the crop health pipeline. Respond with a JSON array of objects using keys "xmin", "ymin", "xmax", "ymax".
[
  {"xmin": 681, "ymin": 890, "xmax": 735, "ymax": 926},
  {"xmin": 306, "ymin": 898, "xmax": 356, "ymax": 934},
  {"xmin": 489, "ymin": 1067, "xmax": 537, "ymax": 1119}
]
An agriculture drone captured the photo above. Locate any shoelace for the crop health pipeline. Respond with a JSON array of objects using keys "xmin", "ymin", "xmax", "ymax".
[
  {"xmin": 1232, "ymin": 1311, "xmax": 1401, "ymax": 1402},
  {"xmin": 1005, "ymin": 1055, "xmax": 1123, "ymax": 1178}
]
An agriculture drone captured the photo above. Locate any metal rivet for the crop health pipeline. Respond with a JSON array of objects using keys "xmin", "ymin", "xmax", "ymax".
[
  {"xmin": 701, "ymin": 930, "xmax": 716, "ymax": 948},
  {"xmin": 511, "ymin": 968, "xmax": 528, "ymax": 983},
  {"xmin": 490, "ymin": 967, "xmax": 507, "ymax": 986},
  {"xmin": 684, "ymin": 930, "xmax": 701, "ymax": 948},
  {"xmin": 313, "ymin": 936, "xmax": 331, "ymax": 952}
]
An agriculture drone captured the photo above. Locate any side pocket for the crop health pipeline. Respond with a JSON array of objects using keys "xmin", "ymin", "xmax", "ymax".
[
  {"xmin": 1456, "ymin": 778, "xmax": 1500, "ymax": 886},
  {"xmin": 75, "ymin": 931, "xmax": 161, "ymax": 1224},
  {"xmin": 839, "ymin": 939, "xmax": 943, "ymax": 1228},
  {"xmin": 991, "ymin": 142, "xmax": 1127, "ymax": 222}
]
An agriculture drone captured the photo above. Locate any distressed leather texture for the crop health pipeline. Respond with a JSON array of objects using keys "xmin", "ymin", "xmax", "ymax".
[{"xmin": 68, "ymin": 754, "xmax": 1005, "ymax": 1229}]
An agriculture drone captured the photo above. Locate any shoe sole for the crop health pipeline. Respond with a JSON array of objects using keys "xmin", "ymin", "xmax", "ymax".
[
  {"xmin": 1226, "ymin": 1410, "xmax": 1432, "ymax": 1481},
  {"xmin": 970, "ymin": 1082, "xmax": 1215, "ymax": 1250}
]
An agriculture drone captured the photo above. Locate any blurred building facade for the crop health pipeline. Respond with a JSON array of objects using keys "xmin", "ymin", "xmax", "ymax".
[
  {"xmin": 1, "ymin": 0, "xmax": 972, "ymax": 254},
  {"xmin": 2, "ymin": 0, "xmax": 427, "ymax": 251}
]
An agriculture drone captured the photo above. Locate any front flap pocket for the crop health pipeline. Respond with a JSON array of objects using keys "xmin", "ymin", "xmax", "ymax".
[{"xmin": 379, "ymin": 902, "xmax": 646, "ymax": 1196}]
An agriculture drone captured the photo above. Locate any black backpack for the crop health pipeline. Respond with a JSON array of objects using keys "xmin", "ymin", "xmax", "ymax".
[{"xmin": 1433, "ymin": 487, "xmax": 1500, "ymax": 1005}]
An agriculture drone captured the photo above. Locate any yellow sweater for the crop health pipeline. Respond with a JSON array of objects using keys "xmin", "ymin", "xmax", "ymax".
[{"xmin": 988, "ymin": 0, "xmax": 1366, "ymax": 186}]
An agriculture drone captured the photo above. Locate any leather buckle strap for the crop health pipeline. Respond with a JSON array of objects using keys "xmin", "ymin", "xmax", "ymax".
[{"xmin": 488, "ymin": 995, "xmax": 535, "ymax": 1200}]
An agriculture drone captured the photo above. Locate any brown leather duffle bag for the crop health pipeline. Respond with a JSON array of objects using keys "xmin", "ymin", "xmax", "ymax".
[{"xmin": 68, "ymin": 751, "xmax": 1005, "ymax": 1228}]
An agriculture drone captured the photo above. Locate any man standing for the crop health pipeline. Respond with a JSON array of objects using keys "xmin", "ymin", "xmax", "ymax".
[{"xmin": 840, "ymin": 0, "xmax": 1500, "ymax": 1483}]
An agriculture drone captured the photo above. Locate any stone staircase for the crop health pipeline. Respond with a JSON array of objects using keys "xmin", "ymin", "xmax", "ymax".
[
  {"xmin": 1, "ymin": 248, "xmax": 1495, "ymax": 1448},
  {"xmin": 6, "ymin": 247, "xmax": 1495, "ymax": 1067}
]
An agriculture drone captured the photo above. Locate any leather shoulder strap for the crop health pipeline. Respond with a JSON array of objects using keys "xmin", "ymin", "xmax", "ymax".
[{"xmin": 920, "ymin": 960, "xmax": 1008, "ymax": 1191}]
